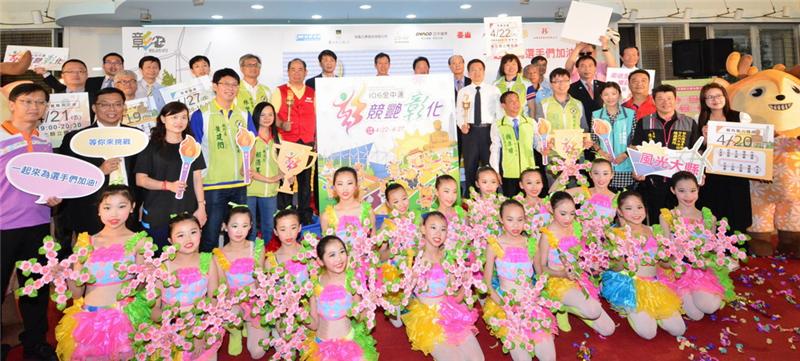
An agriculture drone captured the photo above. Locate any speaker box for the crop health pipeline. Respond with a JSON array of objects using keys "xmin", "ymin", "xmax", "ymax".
[
  {"xmin": 672, "ymin": 40, "xmax": 704, "ymax": 77},
  {"xmin": 703, "ymin": 38, "xmax": 734, "ymax": 76}
]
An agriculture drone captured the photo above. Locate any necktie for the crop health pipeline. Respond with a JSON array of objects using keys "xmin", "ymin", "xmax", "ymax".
[
  {"xmin": 103, "ymin": 77, "xmax": 113, "ymax": 89},
  {"xmin": 456, "ymin": 79, "xmax": 463, "ymax": 91},
  {"xmin": 474, "ymin": 86, "xmax": 482, "ymax": 126},
  {"xmin": 512, "ymin": 118, "xmax": 519, "ymax": 139},
  {"xmin": 587, "ymin": 81, "xmax": 594, "ymax": 99}
]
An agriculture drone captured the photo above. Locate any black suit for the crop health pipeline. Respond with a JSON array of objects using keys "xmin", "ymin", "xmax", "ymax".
[
  {"xmin": 453, "ymin": 76, "xmax": 471, "ymax": 167},
  {"xmin": 57, "ymin": 123, "xmax": 142, "ymax": 235},
  {"xmin": 453, "ymin": 76, "xmax": 471, "ymax": 103},
  {"xmin": 43, "ymin": 74, "xmax": 108, "ymax": 95}
]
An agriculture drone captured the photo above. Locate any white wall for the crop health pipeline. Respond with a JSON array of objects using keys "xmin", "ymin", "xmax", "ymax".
[{"xmin": 62, "ymin": 26, "xmax": 122, "ymax": 77}]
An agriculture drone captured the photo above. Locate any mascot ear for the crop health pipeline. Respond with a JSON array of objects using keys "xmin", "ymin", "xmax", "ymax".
[{"xmin": 787, "ymin": 65, "xmax": 800, "ymax": 80}]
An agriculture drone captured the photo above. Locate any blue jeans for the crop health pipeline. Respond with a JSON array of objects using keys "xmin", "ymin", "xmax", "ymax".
[
  {"xmin": 202, "ymin": 186, "xmax": 247, "ymax": 252},
  {"xmin": 247, "ymin": 196, "xmax": 277, "ymax": 241}
]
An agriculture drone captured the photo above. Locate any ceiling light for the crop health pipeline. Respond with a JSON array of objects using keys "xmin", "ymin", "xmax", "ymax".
[
  {"xmin": 360, "ymin": 4, "xmax": 371, "ymax": 10},
  {"xmin": 211, "ymin": 14, "xmax": 223, "ymax": 20},
  {"xmin": 460, "ymin": 4, "xmax": 472, "ymax": 10},
  {"xmin": 406, "ymin": 14, "xmax": 416, "ymax": 19},
  {"xmin": 311, "ymin": 14, "xmax": 322, "ymax": 20},
  {"xmin": 497, "ymin": 13, "xmax": 508, "ymax": 17},
  {"xmin": 251, "ymin": 4, "xmax": 264, "ymax": 10}
]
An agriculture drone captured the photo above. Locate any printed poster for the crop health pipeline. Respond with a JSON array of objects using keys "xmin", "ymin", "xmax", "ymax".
[
  {"xmin": 484, "ymin": 16, "xmax": 524, "ymax": 59},
  {"xmin": 4, "ymin": 45, "xmax": 69, "ymax": 71},
  {"xmin": 704, "ymin": 121, "xmax": 775, "ymax": 180},
  {"xmin": 124, "ymin": 97, "xmax": 159, "ymax": 135},
  {"xmin": 315, "ymin": 74, "xmax": 458, "ymax": 214},
  {"xmin": 38, "ymin": 93, "xmax": 90, "ymax": 148},
  {"xmin": 158, "ymin": 75, "xmax": 214, "ymax": 114}
]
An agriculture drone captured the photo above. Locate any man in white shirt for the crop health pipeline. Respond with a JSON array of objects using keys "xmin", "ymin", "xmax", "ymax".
[
  {"xmin": 621, "ymin": 46, "xmax": 641, "ymax": 70},
  {"xmin": 455, "ymin": 59, "xmax": 502, "ymax": 197},
  {"xmin": 375, "ymin": 52, "xmax": 391, "ymax": 76}
]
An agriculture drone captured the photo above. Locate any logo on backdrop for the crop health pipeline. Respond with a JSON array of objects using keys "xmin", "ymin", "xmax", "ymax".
[
  {"xmin": 296, "ymin": 33, "xmax": 321, "ymax": 42},
  {"xmin": 131, "ymin": 31, "xmax": 167, "ymax": 52},
  {"xmin": 415, "ymin": 31, "xmax": 448, "ymax": 40},
  {"xmin": 456, "ymin": 31, "xmax": 472, "ymax": 39}
]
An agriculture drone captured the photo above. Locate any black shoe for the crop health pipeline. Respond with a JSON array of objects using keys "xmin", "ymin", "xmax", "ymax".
[{"xmin": 22, "ymin": 343, "xmax": 57, "ymax": 361}]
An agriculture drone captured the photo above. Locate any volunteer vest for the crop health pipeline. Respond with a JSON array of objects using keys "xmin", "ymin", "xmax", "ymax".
[
  {"xmin": 497, "ymin": 115, "xmax": 536, "ymax": 178},
  {"xmin": 495, "ymin": 76, "xmax": 528, "ymax": 107},
  {"xmin": 593, "ymin": 106, "xmax": 635, "ymax": 172},
  {"xmin": 237, "ymin": 82, "xmax": 271, "ymax": 114},
  {"xmin": 277, "ymin": 85, "xmax": 316, "ymax": 143},
  {"xmin": 540, "ymin": 96, "xmax": 583, "ymax": 131},
  {"xmin": 247, "ymin": 136, "xmax": 280, "ymax": 198},
  {"xmin": 639, "ymin": 113, "xmax": 697, "ymax": 150},
  {"xmin": 199, "ymin": 102, "xmax": 250, "ymax": 190}
]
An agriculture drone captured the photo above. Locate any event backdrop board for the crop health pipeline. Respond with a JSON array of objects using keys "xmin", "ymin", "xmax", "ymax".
[
  {"xmin": 122, "ymin": 23, "xmax": 577, "ymax": 87},
  {"xmin": 315, "ymin": 74, "xmax": 457, "ymax": 214}
]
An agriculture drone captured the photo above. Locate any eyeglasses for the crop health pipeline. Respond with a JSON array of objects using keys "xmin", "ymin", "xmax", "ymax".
[
  {"xmin": 115, "ymin": 79, "xmax": 137, "ymax": 85},
  {"xmin": 14, "ymin": 99, "xmax": 48, "ymax": 107},
  {"xmin": 104, "ymin": 61, "xmax": 123, "ymax": 66},
  {"xmin": 705, "ymin": 94, "xmax": 724, "ymax": 101},
  {"xmin": 551, "ymin": 79, "xmax": 571, "ymax": 84},
  {"xmin": 96, "ymin": 102, "xmax": 124, "ymax": 109},
  {"xmin": 579, "ymin": 52, "xmax": 593, "ymax": 57},
  {"xmin": 62, "ymin": 70, "xmax": 87, "ymax": 75},
  {"xmin": 242, "ymin": 63, "xmax": 261, "ymax": 68},
  {"xmin": 216, "ymin": 82, "xmax": 239, "ymax": 88}
]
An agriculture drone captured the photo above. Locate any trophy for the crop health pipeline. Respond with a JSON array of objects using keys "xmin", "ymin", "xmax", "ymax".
[
  {"xmin": 235, "ymin": 127, "xmax": 256, "ymax": 184},
  {"xmin": 284, "ymin": 92, "xmax": 295, "ymax": 131},
  {"xmin": 176, "ymin": 135, "xmax": 201, "ymax": 199},
  {"xmin": 272, "ymin": 141, "xmax": 317, "ymax": 194},
  {"xmin": 461, "ymin": 93, "xmax": 471, "ymax": 132}
]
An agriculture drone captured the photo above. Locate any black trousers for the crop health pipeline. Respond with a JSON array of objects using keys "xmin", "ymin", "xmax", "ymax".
[
  {"xmin": 277, "ymin": 140, "xmax": 317, "ymax": 225},
  {"xmin": 461, "ymin": 126, "xmax": 491, "ymax": 197},
  {"xmin": 639, "ymin": 176, "xmax": 676, "ymax": 225},
  {"xmin": 501, "ymin": 177, "xmax": 521, "ymax": 198},
  {"xmin": 1, "ymin": 223, "xmax": 51, "ymax": 347}
]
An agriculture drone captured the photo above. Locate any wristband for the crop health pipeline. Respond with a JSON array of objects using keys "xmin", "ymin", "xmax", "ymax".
[{"xmin": 162, "ymin": 181, "xmax": 167, "ymax": 191}]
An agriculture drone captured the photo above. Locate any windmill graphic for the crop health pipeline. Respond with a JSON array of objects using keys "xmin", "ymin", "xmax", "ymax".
[{"xmin": 159, "ymin": 27, "xmax": 212, "ymax": 85}]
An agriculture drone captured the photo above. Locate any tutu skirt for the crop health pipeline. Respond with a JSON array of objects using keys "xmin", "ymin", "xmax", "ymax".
[
  {"xmin": 601, "ymin": 271, "xmax": 682, "ymax": 319},
  {"xmin": 381, "ymin": 262, "xmax": 403, "ymax": 310},
  {"xmin": 302, "ymin": 322, "xmax": 378, "ymax": 361},
  {"xmin": 401, "ymin": 296, "xmax": 478, "ymax": 355},
  {"xmin": 482, "ymin": 298, "xmax": 555, "ymax": 346},
  {"xmin": 659, "ymin": 268, "xmax": 725, "ymax": 297},
  {"xmin": 55, "ymin": 298, "xmax": 136, "ymax": 361}
]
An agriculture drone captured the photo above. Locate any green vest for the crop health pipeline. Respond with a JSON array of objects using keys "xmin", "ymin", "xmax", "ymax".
[
  {"xmin": 247, "ymin": 137, "xmax": 280, "ymax": 197},
  {"xmin": 497, "ymin": 115, "xmax": 536, "ymax": 178},
  {"xmin": 495, "ymin": 77, "xmax": 528, "ymax": 107},
  {"xmin": 237, "ymin": 82, "xmax": 271, "ymax": 113},
  {"xmin": 540, "ymin": 96, "xmax": 583, "ymax": 131},
  {"xmin": 200, "ymin": 102, "xmax": 250, "ymax": 190}
]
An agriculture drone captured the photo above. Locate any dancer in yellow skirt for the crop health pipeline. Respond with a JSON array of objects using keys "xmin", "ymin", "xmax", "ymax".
[
  {"xmin": 601, "ymin": 191, "xmax": 685, "ymax": 339},
  {"xmin": 483, "ymin": 199, "xmax": 557, "ymax": 361},
  {"xmin": 56, "ymin": 185, "xmax": 151, "ymax": 361},
  {"xmin": 535, "ymin": 192, "xmax": 615, "ymax": 336},
  {"xmin": 401, "ymin": 211, "xmax": 484, "ymax": 361}
]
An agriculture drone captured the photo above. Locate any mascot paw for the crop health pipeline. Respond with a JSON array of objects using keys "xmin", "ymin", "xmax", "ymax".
[
  {"xmin": 748, "ymin": 238, "xmax": 775, "ymax": 257},
  {"xmin": 777, "ymin": 231, "xmax": 800, "ymax": 259}
]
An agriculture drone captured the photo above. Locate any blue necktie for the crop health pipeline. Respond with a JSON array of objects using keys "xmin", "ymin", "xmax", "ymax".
[{"xmin": 512, "ymin": 118, "xmax": 519, "ymax": 139}]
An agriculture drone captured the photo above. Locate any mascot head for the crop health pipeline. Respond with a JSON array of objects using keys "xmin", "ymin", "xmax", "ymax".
[{"xmin": 717, "ymin": 52, "xmax": 800, "ymax": 138}]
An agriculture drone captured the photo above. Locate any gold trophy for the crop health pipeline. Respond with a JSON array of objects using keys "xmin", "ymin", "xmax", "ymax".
[
  {"xmin": 460, "ymin": 93, "xmax": 471, "ymax": 132},
  {"xmin": 284, "ymin": 92, "xmax": 295, "ymax": 131},
  {"xmin": 273, "ymin": 141, "xmax": 317, "ymax": 194}
]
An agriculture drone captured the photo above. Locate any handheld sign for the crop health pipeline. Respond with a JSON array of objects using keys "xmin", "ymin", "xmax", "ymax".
[
  {"xmin": 235, "ymin": 127, "xmax": 256, "ymax": 184},
  {"xmin": 176, "ymin": 135, "xmax": 202, "ymax": 199},
  {"xmin": 4, "ymin": 45, "xmax": 69, "ymax": 71},
  {"xmin": 627, "ymin": 138, "xmax": 707, "ymax": 179},
  {"xmin": 70, "ymin": 127, "xmax": 148, "ymax": 185},
  {"xmin": 6, "ymin": 153, "xmax": 104, "ymax": 203},
  {"xmin": 560, "ymin": 1, "xmax": 613, "ymax": 45},
  {"xmin": 39, "ymin": 93, "xmax": 91, "ymax": 148},
  {"xmin": 592, "ymin": 118, "xmax": 614, "ymax": 159},
  {"xmin": 535, "ymin": 118, "xmax": 551, "ymax": 165}
]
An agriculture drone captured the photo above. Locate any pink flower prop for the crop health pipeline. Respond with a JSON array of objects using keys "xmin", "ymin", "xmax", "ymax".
[
  {"xmin": 190, "ymin": 284, "xmax": 245, "ymax": 347},
  {"xmin": 578, "ymin": 240, "xmax": 610, "ymax": 276},
  {"xmin": 489, "ymin": 274, "xmax": 561, "ymax": 354},
  {"xmin": 465, "ymin": 188, "xmax": 505, "ymax": 237},
  {"xmin": 116, "ymin": 242, "xmax": 180, "ymax": 305},
  {"xmin": 15, "ymin": 236, "xmax": 94, "ymax": 311},
  {"xmin": 442, "ymin": 219, "xmax": 487, "ymax": 306},
  {"xmin": 341, "ymin": 223, "xmax": 395, "ymax": 329},
  {"xmin": 657, "ymin": 210, "xmax": 746, "ymax": 275},
  {"xmin": 604, "ymin": 226, "xmax": 661, "ymax": 273},
  {"xmin": 133, "ymin": 306, "xmax": 194, "ymax": 360},
  {"xmin": 548, "ymin": 156, "xmax": 591, "ymax": 189}
]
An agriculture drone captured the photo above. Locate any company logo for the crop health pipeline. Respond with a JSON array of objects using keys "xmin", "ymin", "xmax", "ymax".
[
  {"xmin": 329, "ymin": 29, "xmax": 350, "ymax": 45},
  {"xmin": 296, "ymin": 33, "xmax": 321, "ymax": 41},
  {"xmin": 131, "ymin": 31, "xmax": 166, "ymax": 52},
  {"xmin": 530, "ymin": 26, "xmax": 555, "ymax": 40},
  {"xmin": 354, "ymin": 33, "xmax": 388, "ymax": 40},
  {"xmin": 415, "ymin": 31, "xmax": 447, "ymax": 40},
  {"xmin": 333, "ymin": 86, "xmax": 367, "ymax": 134},
  {"xmin": 456, "ymin": 31, "xmax": 472, "ymax": 39}
]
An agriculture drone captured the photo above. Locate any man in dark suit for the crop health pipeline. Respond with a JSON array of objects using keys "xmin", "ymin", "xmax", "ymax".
[
  {"xmin": 449, "ymin": 55, "xmax": 471, "ymax": 102},
  {"xmin": 37, "ymin": 53, "xmax": 123, "ymax": 95},
  {"xmin": 305, "ymin": 49, "xmax": 338, "ymax": 89},
  {"xmin": 569, "ymin": 55, "xmax": 605, "ymax": 160},
  {"xmin": 58, "ymin": 88, "xmax": 141, "ymax": 237}
]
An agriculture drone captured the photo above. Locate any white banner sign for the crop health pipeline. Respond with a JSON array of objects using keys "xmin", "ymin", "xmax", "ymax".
[
  {"xmin": 124, "ymin": 97, "xmax": 159, "ymax": 135},
  {"xmin": 560, "ymin": 1, "xmax": 613, "ymax": 45},
  {"xmin": 484, "ymin": 16, "xmax": 524, "ymax": 59},
  {"xmin": 39, "ymin": 93, "xmax": 90, "ymax": 147},
  {"xmin": 158, "ymin": 75, "xmax": 214, "ymax": 114},
  {"xmin": 605, "ymin": 67, "xmax": 656, "ymax": 101},
  {"xmin": 122, "ymin": 24, "xmax": 576, "ymax": 87},
  {"xmin": 4, "ymin": 45, "xmax": 70, "ymax": 71}
]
